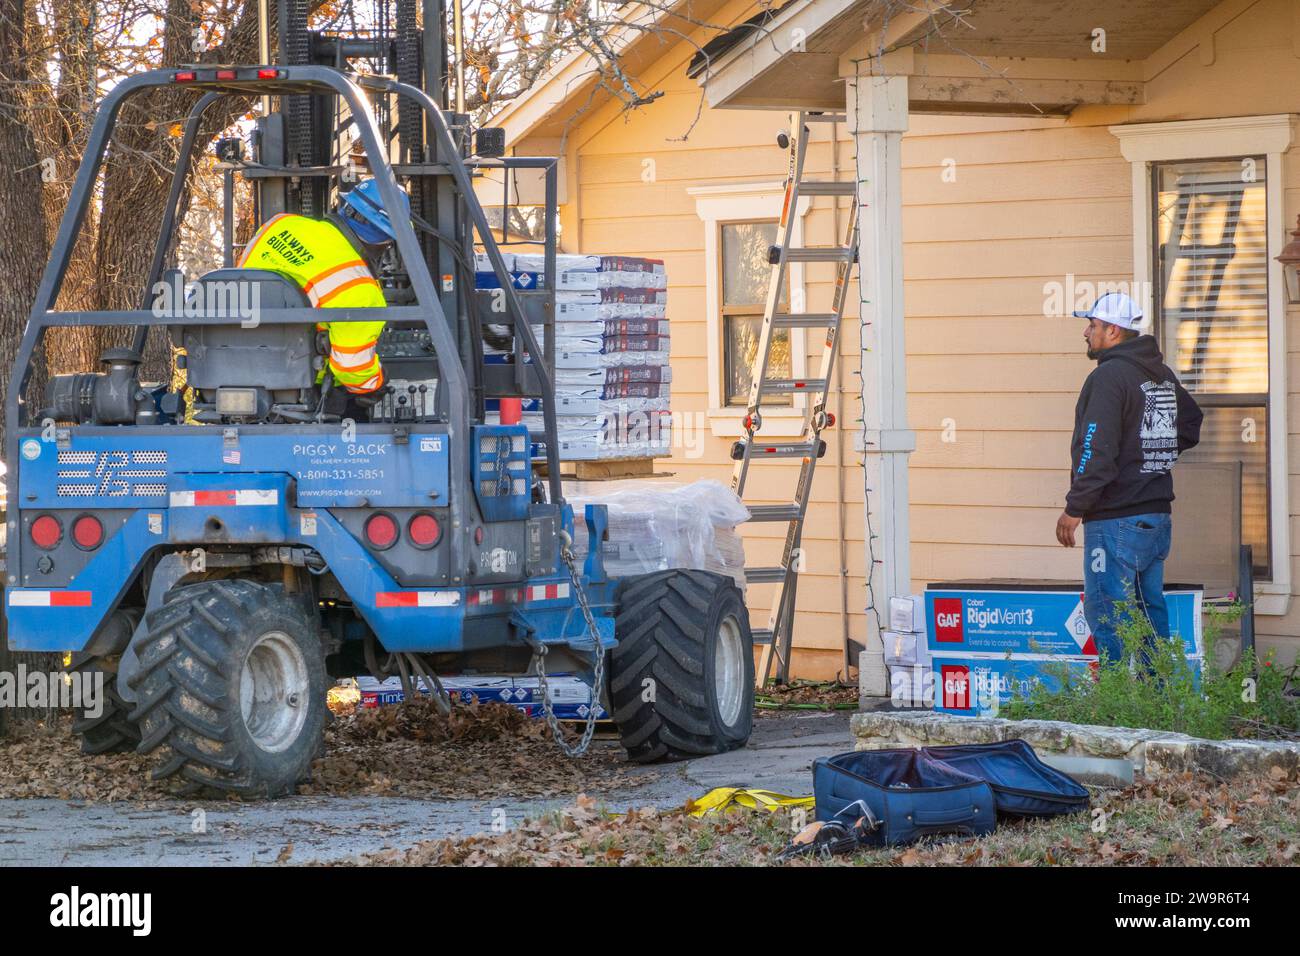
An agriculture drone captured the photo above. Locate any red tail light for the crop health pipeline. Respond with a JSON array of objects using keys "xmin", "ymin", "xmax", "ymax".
[
  {"xmin": 408, "ymin": 513, "xmax": 441, "ymax": 549},
  {"xmin": 174, "ymin": 71, "xmax": 196, "ymax": 82},
  {"xmin": 72, "ymin": 515, "xmax": 104, "ymax": 550},
  {"xmin": 364, "ymin": 513, "xmax": 399, "ymax": 550},
  {"xmin": 30, "ymin": 515, "xmax": 62, "ymax": 550},
  {"xmin": 216, "ymin": 69, "xmax": 236, "ymax": 80},
  {"xmin": 257, "ymin": 68, "xmax": 280, "ymax": 79}
]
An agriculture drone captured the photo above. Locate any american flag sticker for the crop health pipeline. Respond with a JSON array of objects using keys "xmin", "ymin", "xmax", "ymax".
[{"xmin": 223, "ymin": 449, "xmax": 241, "ymax": 464}]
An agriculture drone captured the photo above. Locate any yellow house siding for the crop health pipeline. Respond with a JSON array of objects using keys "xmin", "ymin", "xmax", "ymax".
[{"xmin": 528, "ymin": 0, "xmax": 1300, "ymax": 677}]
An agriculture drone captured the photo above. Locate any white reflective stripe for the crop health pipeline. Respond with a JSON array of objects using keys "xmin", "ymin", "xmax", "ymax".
[
  {"xmin": 235, "ymin": 490, "xmax": 278, "ymax": 506},
  {"xmin": 169, "ymin": 489, "xmax": 280, "ymax": 507},
  {"xmin": 305, "ymin": 263, "xmax": 373, "ymax": 306},
  {"xmin": 9, "ymin": 591, "xmax": 51, "ymax": 606},
  {"xmin": 329, "ymin": 343, "xmax": 377, "ymax": 371},
  {"xmin": 349, "ymin": 372, "xmax": 384, "ymax": 393}
]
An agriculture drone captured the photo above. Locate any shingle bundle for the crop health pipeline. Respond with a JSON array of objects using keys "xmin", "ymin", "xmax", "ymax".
[{"xmin": 478, "ymin": 253, "xmax": 671, "ymax": 461}]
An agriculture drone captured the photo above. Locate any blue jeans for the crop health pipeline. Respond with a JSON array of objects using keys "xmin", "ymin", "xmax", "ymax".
[{"xmin": 1082, "ymin": 513, "xmax": 1171, "ymax": 665}]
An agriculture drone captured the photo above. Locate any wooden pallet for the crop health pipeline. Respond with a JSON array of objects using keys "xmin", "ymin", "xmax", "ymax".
[{"xmin": 555, "ymin": 457, "xmax": 658, "ymax": 481}]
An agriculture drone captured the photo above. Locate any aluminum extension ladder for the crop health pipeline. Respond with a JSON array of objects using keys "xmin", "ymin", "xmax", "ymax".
[{"xmin": 731, "ymin": 110, "xmax": 859, "ymax": 687}]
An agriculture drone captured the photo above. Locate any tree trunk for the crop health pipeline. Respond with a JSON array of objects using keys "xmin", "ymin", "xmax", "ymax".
[
  {"xmin": 93, "ymin": 0, "xmax": 262, "ymax": 381},
  {"xmin": 0, "ymin": 0, "xmax": 51, "ymax": 448}
]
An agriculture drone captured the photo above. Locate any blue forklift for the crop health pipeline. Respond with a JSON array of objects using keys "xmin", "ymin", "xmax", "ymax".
[{"xmin": 2, "ymin": 1, "xmax": 753, "ymax": 796}]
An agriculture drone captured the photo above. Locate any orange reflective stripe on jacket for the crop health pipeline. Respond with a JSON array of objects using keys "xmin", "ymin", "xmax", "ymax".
[{"xmin": 238, "ymin": 213, "xmax": 387, "ymax": 393}]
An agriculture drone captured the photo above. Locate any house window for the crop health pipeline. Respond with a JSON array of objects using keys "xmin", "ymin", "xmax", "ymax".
[
  {"xmin": 690, "ymin": 180, "xmax": 810, "ymax": 437},
  {"xmin": 721, "ymin": 220, "xmax": 790, "ymax": 406},
  {"xmin": 1152, "ymin": 157, "xmax": 1270, "ymax": 578}
]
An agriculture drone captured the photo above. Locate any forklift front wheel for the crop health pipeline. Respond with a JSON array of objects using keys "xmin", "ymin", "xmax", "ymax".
[{"xmin": 609, "ymin": 570, "xmax": 754, "ymax": 763}]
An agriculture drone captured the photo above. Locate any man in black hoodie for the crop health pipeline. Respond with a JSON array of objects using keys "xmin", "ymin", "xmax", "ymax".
[{"xmin": 1055, "ymin": 292, "xmax": 1203, "ymax": 663}]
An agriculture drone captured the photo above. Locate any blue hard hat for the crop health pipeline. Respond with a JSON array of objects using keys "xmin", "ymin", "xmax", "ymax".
[{"xmin": 338, "ymin": 178, "xmax": 410, "ymax": 245}]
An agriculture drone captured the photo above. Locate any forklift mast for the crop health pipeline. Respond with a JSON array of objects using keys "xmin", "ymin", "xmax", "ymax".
[
  {"xmin": 263, "ymin": 0, "xmax": 460, "ymax": 353},
  {"xmin": 240, "ymin": 0, "xmax": 562, "ymax": 496}
]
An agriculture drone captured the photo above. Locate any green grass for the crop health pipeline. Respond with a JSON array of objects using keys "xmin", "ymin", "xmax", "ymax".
[{"xmin": 1003, "ymin": 600, "xmax": 1300, "ymax": 740}]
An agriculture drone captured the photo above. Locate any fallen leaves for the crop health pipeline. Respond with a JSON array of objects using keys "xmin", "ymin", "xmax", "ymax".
[
  {"xmin": 0, "ymin": 701, "xmax": 647, "ymax": 803},
  {"xmin": 352, "ymin": 766, "xmax": 1300, "ymax": 867},
  {"xmin": 305, "ymin": 699, "xmax": 647, "ymax": 800}
]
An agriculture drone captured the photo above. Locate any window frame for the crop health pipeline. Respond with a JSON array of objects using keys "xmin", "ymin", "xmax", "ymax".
[
  {"xmin": 689, "ymin": 182, "xmax": 810, "ymax": 437},
  {"xmin": 1112, "ymin": 115, "xmax": 1295, "ymax": 613},
  {"xmin": 1149, "ymin": 156, "xmax": 1272, "ymax": 580}
]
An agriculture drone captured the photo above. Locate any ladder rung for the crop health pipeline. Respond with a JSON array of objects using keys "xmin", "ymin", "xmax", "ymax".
[
  {"xmin": 745, "ymin": 567, "xmax": 788, "ymax": 584},
  {"xmin": 751, "ymin": 628, "xmax": 775, "ymax": 646},
  {"xmin": 772, "ymin": 313, "xmax": 839, "ymax": 328},
  {"xmin": 797, "ymin": 181, "xmax": 856, "ymax": 197},
  {"xmin": 783, "ymin": 246, "xmax": 855, "ymax": 263},
  {"xmin": 762, "ymin": 378, "xmax": 827, "ymax": 393},
  {"xmin": 747, "ymin": 504, "xmax": 801, "ymax": 522},
  {"xmin": 730, "ymin": 439, "xmax": 827, "ymax": 460}
]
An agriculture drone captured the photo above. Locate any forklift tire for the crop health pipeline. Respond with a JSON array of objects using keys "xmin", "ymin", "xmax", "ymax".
[
  {"xmin": 68, "ymin": 654, "xmax": 141, "ymax": 755},
  {"xmin": 610, "ymin": 570, "xmax": 754, "ymax": 763},
  {"xmin": 129, "ymin": 579, "xmax": 326, "ymax": 798}
]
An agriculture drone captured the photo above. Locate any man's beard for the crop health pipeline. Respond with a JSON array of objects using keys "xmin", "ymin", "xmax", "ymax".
[{"xmin": 1086, "ymin": 347, "xmax": 1101, "ymax": 360}]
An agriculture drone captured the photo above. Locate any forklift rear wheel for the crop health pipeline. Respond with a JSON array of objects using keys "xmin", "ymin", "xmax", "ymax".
[
  {"xmin": 129, "ymin": 579, "xmax": 326, "ymax": 797},
  {"xmin": 609, "ymin": 570, "xmax": 754, "ymax": 762}
]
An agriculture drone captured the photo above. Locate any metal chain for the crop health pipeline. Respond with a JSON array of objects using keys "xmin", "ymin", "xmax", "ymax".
[{"xmin": 533, "ymin": 531, "xmax": 606, "ymax": 757}]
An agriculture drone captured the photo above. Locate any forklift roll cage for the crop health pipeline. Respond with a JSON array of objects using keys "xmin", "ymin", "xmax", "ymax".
[{"xmin": 7, "ymin": 65, "xmax": 565, "ymax": 586}]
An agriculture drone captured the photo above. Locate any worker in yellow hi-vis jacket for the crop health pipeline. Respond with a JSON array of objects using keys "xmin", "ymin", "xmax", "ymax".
[{"xmin": 238, "ymin": 178, "xmax": 409, "ymax": 397}]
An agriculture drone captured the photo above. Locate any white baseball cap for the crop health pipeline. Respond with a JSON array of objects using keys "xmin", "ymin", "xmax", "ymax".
[{"xmin": 1073, "ymin": 291, "xmax": 1144, "ymax": 331}]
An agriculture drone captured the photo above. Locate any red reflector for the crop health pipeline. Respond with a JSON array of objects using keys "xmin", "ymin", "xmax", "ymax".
[
  {"xmin": 257, "ymin": 68, "xmax": 280, "ymax": 79},
  {"xmin": 408, "ymin": 513, "xmax": 441, "ymax": 548},
  {"xmin": 51, "ymin": 591, "xmax": 92, "ymax": 607},
  {"xmin": 30, "ymin": 515, "xmax": 61, "ymax": 550},
  {"xmin": 216, "ymin": 69, "xmax": 236, "ymax": 80},
  {"xmin": 174, "ymin": 71, "xmax": 196, "ymax": 82},
  {"xmin": 72, "ymin": 515, "xmax": 103, "ymax": 550},
  {"xmin": 364, "ymin": 513, "xmax": 399, "ymax": 550}
]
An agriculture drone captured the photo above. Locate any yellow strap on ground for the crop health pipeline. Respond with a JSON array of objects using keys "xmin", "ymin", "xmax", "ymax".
[{"xmin": 687, "ymin": 787, "xmax": 814, "ymax": 817}]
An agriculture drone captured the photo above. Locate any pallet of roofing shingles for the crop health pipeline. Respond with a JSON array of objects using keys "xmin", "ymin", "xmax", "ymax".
[
  {"xmin": 477, "ymin": 254, "xmax": 670, "ymax": 460},
  {"xmin": 566, "ymin": 480, "xmax": 750, "ymax": 592},
  {"xmin": 554, "ymin": 258, "xmax": 669, "ymax": 460}
]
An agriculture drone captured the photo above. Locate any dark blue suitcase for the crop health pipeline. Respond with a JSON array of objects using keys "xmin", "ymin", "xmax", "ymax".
[
  {"xmin": 812, "ymin": 748, "xmax": 997, "ymax": 846},
  {"xmin": 921, "ymin": 739, "xmax": 1089, "ymax": 818}
]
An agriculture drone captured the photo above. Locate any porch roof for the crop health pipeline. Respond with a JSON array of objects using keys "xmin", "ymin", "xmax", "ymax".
[{"xmin": 692, "ymin": 0, "xmax": 1231, "ymax": 114}]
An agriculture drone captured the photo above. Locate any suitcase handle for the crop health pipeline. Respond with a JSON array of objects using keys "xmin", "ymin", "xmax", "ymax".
[{"xmin": 909, "ymin": 805, "xmax": 982, "ymax": 832}]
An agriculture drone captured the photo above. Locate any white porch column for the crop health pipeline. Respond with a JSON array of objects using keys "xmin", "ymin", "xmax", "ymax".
[{"xmin": 849, "ymin": 72, "xmax": 915, "ymax": 697}]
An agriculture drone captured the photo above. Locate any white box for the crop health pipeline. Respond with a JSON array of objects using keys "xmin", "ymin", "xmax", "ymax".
[
  {"xmin": 882, "ymin": 630, "xmax": 930, "ymax": 667},
  {"xmin": 889, "ymin": 594, "xmax": 926, "ymax": 633}
]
